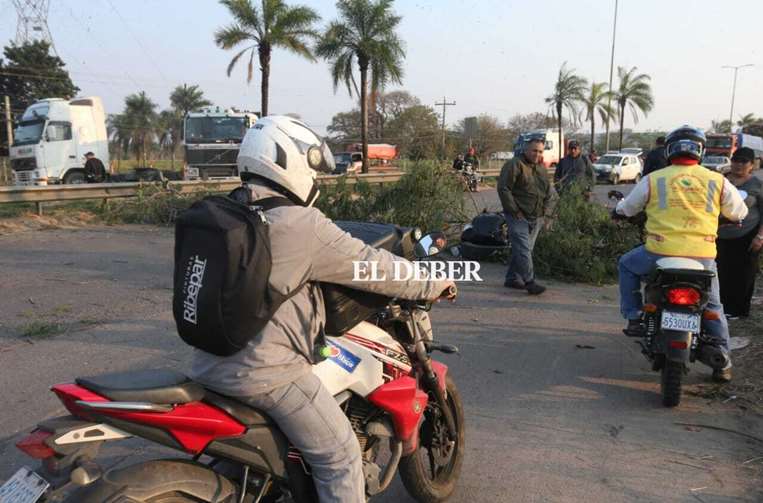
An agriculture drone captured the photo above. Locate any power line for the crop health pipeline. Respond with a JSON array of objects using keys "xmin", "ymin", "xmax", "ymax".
[
  {"xmin": 103, "ymin": 0, "xmax": 169, "ymax": 84},
  {"xmin": 12, "ymin": 0, "xmax": 56, "ymax": 54}
]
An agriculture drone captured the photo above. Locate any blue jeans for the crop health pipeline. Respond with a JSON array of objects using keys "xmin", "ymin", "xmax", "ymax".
[
  {"xmin": 505, "ymin": 213, "xmax": 542, "ymax": 283},
  {"xmin": 243, "ymin": 372, "xmax": 364, "ymax": 503},
  {"xmin": 618, "ymin": 245, "xmax": 729, "ymax": 350}
]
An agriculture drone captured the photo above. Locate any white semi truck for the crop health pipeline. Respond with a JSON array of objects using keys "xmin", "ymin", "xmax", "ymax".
[
  {"xmin": 183, "ymin": 107, "xmax": 257, "ymax": 180},
  {"xmin": 10, "ymin": 97, "xmax": 109, "ymax": 185}
]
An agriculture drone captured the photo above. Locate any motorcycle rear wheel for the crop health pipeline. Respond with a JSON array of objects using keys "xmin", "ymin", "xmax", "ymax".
[
  {"xmin": 661, "ymin": 361, "xmax": 683, "ymax": 407},
  {"xmin": 399, "ymin": 375, "xmax": 464, "ymax": 503}
]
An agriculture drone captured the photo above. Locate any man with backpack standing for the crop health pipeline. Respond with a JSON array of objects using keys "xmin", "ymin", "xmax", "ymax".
[{"xmin": 185, "ymin": 116, "xmax": 455, "ymax": 503}]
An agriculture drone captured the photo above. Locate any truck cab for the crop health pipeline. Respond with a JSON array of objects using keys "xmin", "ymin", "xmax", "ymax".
[
  {"xmin": 10, "ymin": 97, "xmax": 109, "ymax": 185},
  {"xmin": 183, "ymin": 107, "xmax": 257, "ymax": 180}
]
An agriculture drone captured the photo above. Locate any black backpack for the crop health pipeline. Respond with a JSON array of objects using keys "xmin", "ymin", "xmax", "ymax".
[{"xmin": 172, "ymin": 190, "xmax": 296, "ymax": 356}]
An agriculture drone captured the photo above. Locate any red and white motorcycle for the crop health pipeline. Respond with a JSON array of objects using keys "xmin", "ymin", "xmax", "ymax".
[{"xmin": 3, "ymin": 230, "xmax": 464, "ymax": 503}]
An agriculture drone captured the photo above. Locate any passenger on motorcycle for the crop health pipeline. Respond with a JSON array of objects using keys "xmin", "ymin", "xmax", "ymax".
[
  {"xmin": 189, "ymin": 116, "xmax": 455, "ymax": 503},
  {"xmin": 614, "ymin": 125, "xmax": 748, "ymax": 383},
  {"xmin": 453, "ymin": 153, "xmax": 465, "ymax": 171}
]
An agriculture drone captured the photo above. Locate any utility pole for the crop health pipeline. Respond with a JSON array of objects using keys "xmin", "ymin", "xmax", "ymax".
[
  {"xmin": 604, "ymin": 0, "xmax": 618, "ymax": 153},
  {"xmin": 3, "ymin": 96, "xmax": 12, "ymax": 184},
  {"xmin": 435, "ymin": 96, "xmax": 456, "ymax": 158},
  {"xmin": 722, "ymin": 64, "xmax": 754, "ymax": 130}
]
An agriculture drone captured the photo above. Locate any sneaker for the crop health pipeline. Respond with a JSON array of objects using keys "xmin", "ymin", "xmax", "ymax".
[
  {"xmin": 725, "ymin": 314, "xmax": 740, "ymax": 321},
  {"xmin": 525, "ymin": 281, "xmax": 546, "ymax": 295},
  {"xmin": 504, "ymin": 279, "xmax": 525, "ymax": 289},
  {"xmin": 622, "ymin": 319, "xmax": 644, "ymax": 337},
  {"xmin": 712, "ymin": 367, "xmax": 732, "ymax": 383}
]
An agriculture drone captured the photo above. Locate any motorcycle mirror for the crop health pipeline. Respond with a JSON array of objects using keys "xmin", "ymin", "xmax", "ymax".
[{"xmin": 414, "ymin": 232, "xmax": 447, "ymax": 258}]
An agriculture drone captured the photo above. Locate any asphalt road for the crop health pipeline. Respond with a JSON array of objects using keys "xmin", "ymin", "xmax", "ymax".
[{"xmin": 1, "ymin": 225, "xmax": 761, "ymax": 502}]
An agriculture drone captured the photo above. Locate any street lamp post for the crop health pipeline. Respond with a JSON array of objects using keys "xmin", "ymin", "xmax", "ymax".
[
  {"xmin": 604, "ymin": 0, "xmax": 618, "ymax": 153},
  {"xmin": 722, "ymin": 64, "xmax": 753, "ymax": 130}
]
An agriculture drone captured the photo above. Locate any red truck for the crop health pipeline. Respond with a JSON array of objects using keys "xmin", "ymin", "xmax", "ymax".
[
  {"xmin": 705, "ymin": 133, "xmax": 763, "ymax": 169},
  {"xmin": 333, "ymin": 143, "xmax": 397, "ymax": 174}
]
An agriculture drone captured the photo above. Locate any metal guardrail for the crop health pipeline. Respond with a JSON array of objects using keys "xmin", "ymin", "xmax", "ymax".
[{"xmin": 0, "ymin": 168, "xmax": 502, "ymax": 215}]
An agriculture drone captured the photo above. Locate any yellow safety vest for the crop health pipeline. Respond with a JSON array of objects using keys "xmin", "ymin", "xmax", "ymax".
[{"xmin": 645, "ymin": 164, "xmax": 724, "ymax": 258}]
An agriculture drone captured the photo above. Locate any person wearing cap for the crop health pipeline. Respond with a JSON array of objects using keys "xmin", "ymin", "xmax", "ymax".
[
  {"xmin": 642, "ymin": 136, "xmax": 668, "ymax": 176},
  {"xmin": 83, "ymin": 152, "xmax": 107, "ymax": 183},
  {"xmin": 716, "ymin": 147, "xmax": 763, "ymax": 319},
  {"xmin": 553, "ymin": 140, "xmax": 594, "ymax": 196}
]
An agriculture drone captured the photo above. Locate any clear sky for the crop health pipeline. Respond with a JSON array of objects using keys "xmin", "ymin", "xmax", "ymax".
[{"xmin": 0, "ymin": 0, "xmax": 760, "ymax": 134}]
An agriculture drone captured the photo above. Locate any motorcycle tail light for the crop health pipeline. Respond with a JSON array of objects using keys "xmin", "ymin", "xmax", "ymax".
[
  {"xmin": 669, "ymin": 340, "xmax": 689, "ymax": 350},
  {"xmin": 16, "ymin": 430, "xmax": 55, "ymax": 459},
  {"xmin": 667, "ymin": 288, "xmax": 700, "ymax": 306}
]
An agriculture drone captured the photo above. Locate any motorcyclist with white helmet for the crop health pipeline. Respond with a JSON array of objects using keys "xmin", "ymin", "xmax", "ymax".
[{"xmin": 189, "ymin": 116, "xmax": 455, "ymax": 502}]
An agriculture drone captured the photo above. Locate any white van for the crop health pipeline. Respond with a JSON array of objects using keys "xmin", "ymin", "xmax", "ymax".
[{"xmin": 10, "ymin": 97, "xmax": 109, "ymax": 185}]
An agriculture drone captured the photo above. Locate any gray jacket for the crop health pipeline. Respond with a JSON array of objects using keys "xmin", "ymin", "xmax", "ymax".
[{"xmin": 190, "ymin": 184, "xmax": 449, "ymax": 397}]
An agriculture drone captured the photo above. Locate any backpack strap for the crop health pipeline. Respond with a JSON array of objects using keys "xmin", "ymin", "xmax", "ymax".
[{"xmin": 254, "ymin": 196, "xmax": 297, "ymax": 211}]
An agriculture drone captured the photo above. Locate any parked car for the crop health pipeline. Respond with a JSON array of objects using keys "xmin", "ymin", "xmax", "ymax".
[
  {"xmin": 593, "ymin": 153, "xmax": 643, "ymax": 184},
  {"xmin": 620, "ymin": 147, "xmax": 643, "ymax": 156},
  {"xmin": 702, "ymin": 155, "xmax": 731, "ymax": 174}
]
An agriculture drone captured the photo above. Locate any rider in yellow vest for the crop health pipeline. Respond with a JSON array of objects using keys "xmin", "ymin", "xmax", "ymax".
[{"xmin": 615, "ymin": 126, "xmax": 748, "ymax": 382}]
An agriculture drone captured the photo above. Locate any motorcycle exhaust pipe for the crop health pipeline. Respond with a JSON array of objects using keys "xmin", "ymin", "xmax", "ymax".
[{"xmin": 697, "ymin": 344, "xmax": 730, "ymax": 370}]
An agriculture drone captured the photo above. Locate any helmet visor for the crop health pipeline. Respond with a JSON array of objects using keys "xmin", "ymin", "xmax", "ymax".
[{"xmin": 319, "ymin": 141, "xmax": 335, "ymax": 173}]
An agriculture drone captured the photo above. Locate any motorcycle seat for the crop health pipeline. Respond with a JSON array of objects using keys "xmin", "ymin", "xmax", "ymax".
[
  {"xmin": 76, "ymin": 369, "xmax": 205, "ymax": 404},
  {"xmin": 203, "ymin": 390, "xmax": 272, "ymax": 426},
  {"xmin": 656, "ymin": 257, "xmax": 705, "ymax": 271}
]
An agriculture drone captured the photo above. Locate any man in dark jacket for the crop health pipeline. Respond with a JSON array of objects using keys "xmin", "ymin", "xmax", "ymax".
[
  {"xmin": 642, "ymin": 136, "xmax": 667, "ymax": 176},
  {"xmin": 553, "ymin": 140, "xmax": 594, "ymax": 195},
  {"xmin": 83, "ymin": 152, "xmax": 107, "ymax": 183},
  {"xmin": 498, "ymin": 138, "xmax": 554, "ymax": 295}
]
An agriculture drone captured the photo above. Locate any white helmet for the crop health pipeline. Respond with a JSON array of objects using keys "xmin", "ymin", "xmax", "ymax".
[{"xmin": 237, "ymin": 116, "xmax": 335, "ymax": 206}]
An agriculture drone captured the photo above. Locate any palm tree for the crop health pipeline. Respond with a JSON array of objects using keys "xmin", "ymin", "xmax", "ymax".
[
  {"xmin": 166, "ymin": 84, "xmax": 211, "ymax": 168},
  {"xmin": 711, "ymin": 119, "xmax": 732, "ymax": 134},
  {"xmin": 115, "ymin": 91, "xmax": 158, "ymax": 167},
  {"xmin": 215, "ymin": 0, "xmax": 321, "ymax": 117},
  {"xmin": 737, "ymin": 113, "xmax": 758, "ymax": 130},
  {"xmin": 317, "ymin": 0, "xmax": 405, "ymax": 173},
  {"xmin": 545, "ymin": 62, "xmax": 588, "ymax": 162},
  {"xmin": 613, "ymin": 66, "xmax": 654, "ymax": 149},
  {"xmin": 581, "ymin": 82, "xmax": 615, "ymax": 154}
]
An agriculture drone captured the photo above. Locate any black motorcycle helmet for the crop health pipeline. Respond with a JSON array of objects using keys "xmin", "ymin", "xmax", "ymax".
[{"xmin": 665, "ymin": 125, "xmax": 705, "ymax": 163}]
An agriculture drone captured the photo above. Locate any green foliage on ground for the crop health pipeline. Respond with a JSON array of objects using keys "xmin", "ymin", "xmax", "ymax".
[
  {"xmin": 100, "ymin": 183, "xmax": 215, "ymax": 225},
  {"xmin": 316, "ymin": 161, "xmax": 466, "ymax": 232},
  {"xmin": 534, "ymin": 185, "xmax": 641, "ymax": 284}
]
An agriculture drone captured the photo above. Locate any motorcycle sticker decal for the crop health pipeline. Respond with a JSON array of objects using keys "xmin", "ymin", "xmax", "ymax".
[{"xmin": 325, "ymin": 340, "xmax": 361, "ymax": 373}]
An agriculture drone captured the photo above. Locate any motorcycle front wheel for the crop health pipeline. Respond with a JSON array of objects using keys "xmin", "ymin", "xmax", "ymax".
[{"xmin": 399, "ymin": 375, "xmax": 465, "ymax": 503}]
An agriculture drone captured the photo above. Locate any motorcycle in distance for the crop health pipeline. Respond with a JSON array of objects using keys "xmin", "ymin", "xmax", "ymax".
[
  {"xmin": 461, "ymin": 162, "xmax": 480, "ymax": 192},
  {"xmin": 608, "ymin": 191, "xmax": 729, "ymax": 407},
  {"xmin": 3, "ymin": 228, "xmax": 464, "ymax": 503}
]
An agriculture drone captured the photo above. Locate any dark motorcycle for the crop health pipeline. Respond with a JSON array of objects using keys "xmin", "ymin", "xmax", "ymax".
[
  {"xmin": 461, "ymin": 163, "xmax": 480, "ymax": 192},
  {"xmin": 609, "ymin": 191, "xmax": 729, "ymax": 407},
  {"xmin": 459, "ymin": 211, "xmax": 509, "ymax": 262}
]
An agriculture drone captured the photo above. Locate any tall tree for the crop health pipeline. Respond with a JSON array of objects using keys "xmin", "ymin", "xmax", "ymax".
[
  {"xmin": 386, "ymin": 105, "xmax": 440, "ymax": 159},
  {"xmin": 165, "ymin": 84, "xmax": 211, "ymax": 167},
  {"xmin": 737, "ymin": 113, "xmax": 758, "ymax": 129},
  {"xmin": 710, "ymin": 119, "xmax": 732, "ymax": 134},
  {"xmin": 0, "ymin": 40, "xmax": 78, "ymax": 153},
  {"xmin": 215, "ymin": 0, "xmax": 321, "ymax": 117},
  {"xmin": 613, "ymin": 66, "xmax": 653, "ymax": 149},
  {"xmin": 545, "ymin": 62, "xmax": 587, "ymax": 162},
  {"xmin": 581, "ymin": 81, "xmax": 614, "ymax": 154},
  {"xmin": 111, "ymin": 91, "xmax": 158, "ymax": 166},
  {"xmin": 317, "ymin": 0, "xmax": 405, "ymax": 173}
]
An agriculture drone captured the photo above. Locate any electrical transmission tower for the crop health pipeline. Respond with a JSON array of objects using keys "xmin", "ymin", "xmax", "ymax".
[{"xmin": 12, "ymin": 0, "xmax": 56, "ymax": 52}]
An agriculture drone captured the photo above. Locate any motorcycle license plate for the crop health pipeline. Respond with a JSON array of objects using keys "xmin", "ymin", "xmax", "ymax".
[
  {"xmin": 661, "ymin": 311, "xmax": 700, "ymax": 332},
  {"xmin": 0, "ymin": 467, "xmax": 49, "ymax": 503}
]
